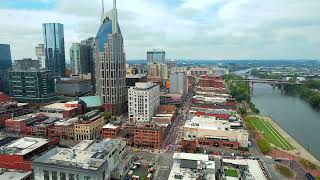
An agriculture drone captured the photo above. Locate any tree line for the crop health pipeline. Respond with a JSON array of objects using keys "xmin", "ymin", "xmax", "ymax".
[{"xmin": 282, "ymin": 80, "xmax": 320, "ymax": 109}]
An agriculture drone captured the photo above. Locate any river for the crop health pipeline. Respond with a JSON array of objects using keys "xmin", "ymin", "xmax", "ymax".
[{"xmin": 235, "ymin": 70, "xmax": 320, "ymax": 160}]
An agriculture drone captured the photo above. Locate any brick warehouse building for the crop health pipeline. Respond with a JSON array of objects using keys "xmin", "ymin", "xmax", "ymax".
[
  {"xmin": 0, "ymin": 137, "xmax": 49, "ymax": 171},
  {"xmin": 101, "ymin": 123, "xmax": 120, "ymax": 139},
  {"xmin": 0, "ymin": 92, "xmax": 30, "ymax": 128},
  {"xmin": 197, "ymin": 75, "xmax": 225, "ymax": 88},
  {"xmin": 4, "ymin": 113, "xmax": 48, "ymax": 136},
  {"xmin": 133, "ymin": 123, "xmax": 164, "ymax": 149}
]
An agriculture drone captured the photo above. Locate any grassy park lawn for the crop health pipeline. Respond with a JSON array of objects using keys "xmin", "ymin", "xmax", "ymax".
[
  {"xmin": 224, "ymin": 168, "xmax": 238, "ymax": 177},
  {"xmin": 247, "ymin": 117, "xmax": 294, "ymax": 150}
]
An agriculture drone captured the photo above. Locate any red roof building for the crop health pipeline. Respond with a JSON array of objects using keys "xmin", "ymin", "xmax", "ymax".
[{"xmin": 0, "ymin": 137, "xmax": 49, "ymax": 171}]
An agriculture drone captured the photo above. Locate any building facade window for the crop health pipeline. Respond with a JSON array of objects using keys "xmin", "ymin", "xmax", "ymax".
[
  {"xmin": 69, "ymin": 173, "xmax": 75, "ymax": 180},
  {"xmin": 60, "ymin": 172, "xmax": 66, "ymax": 180},
  {"xmin": 52, "ymin": 171, "xmax": 57, "ymax": 180},
  {"xmin": 43, "ymin": 170, "xmax": 49, "ymax": 180}
]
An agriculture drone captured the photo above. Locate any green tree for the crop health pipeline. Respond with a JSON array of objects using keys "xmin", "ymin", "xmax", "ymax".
[
  {"xmin": 103, "ymin": 111, "xmax": 112, "ymax": 122},
  {"xmin": 257, "ymin": 138, "xmax": 271, "ymax": 154}
]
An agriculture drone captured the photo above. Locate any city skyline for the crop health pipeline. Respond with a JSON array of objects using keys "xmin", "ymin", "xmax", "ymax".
[{"xmin": 0, "ymin": 0, "xmax": 320, "ymax": 61}]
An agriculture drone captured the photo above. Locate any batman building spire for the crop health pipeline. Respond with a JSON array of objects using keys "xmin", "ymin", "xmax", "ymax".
[
  {"xmin": 101, "ymin": 0, "xmax": 105, "ymax": 24},
  {"xmin": 95, "ymin": 0, "xmax": 127, "ymax": 115}
]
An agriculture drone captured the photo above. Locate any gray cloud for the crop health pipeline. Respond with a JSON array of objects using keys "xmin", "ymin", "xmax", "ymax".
[{"xmin": 0, "ymin": 0, "xmax": 320, "ymax": 61}]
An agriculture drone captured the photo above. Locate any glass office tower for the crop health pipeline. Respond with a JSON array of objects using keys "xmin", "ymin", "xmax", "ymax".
[
  {"xmin": 43, "ymin": 23, "xmax": 66, "ymax": 76},
  {"xmin": 0, "ymin": 44, "xmax": 12, "ymax": 71},
  {"xmin": 95, "ymin": 0, "xmax": 127, "ymax": 115}
]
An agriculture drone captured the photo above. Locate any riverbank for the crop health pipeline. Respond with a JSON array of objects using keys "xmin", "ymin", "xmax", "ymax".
[{"xmin": 255, "ymin": 115, "xmax": 320, "ymax": 166}]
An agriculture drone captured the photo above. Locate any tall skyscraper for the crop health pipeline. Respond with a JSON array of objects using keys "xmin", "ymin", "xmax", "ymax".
[
  {"xmin": 35, "ymin": 44, "xmax": 45, "ymax": 69},
  {"xmin": 147, "ymin": 49, "xmax": 165, "ymax": 64},
  {"xmin": 81, "ymin": 37, "xmax": 96, "ymax": 93},
  {"xmin": 42, "ymin": 23, "xmax": 66, "ymax": 77},
  {"xmin": 70, "ymin": 43, "xmax": 92, "ymax": 75},
  {"xmin": 0, "ymin": 44, "xmax": 12, "ymax": 71},
  {"xmin": 170, "ymin": 72, "xmax": 188, "ymax": 96},
  {"xmin": 95, "ymin": 0, "xmax": 127, "ymax": 115}
]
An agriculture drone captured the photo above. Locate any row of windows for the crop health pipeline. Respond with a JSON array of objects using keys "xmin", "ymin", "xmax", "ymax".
[{"xmin": 43, "ymin": 170, "xmax": 91, "ymax": 180}]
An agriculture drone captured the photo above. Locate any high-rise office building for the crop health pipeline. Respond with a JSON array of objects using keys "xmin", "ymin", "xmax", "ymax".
[
  {"xmin": 160, "ymin": 63, "xmax": 168, "ymax": 79},
  {"xmin": 128, "ymin": 82, "xmax": 160, "ymax": 123},
  {"xmin": 81, "ymin": 37, "xmax": 96, "ymax": 93},
  {"xmin": 0, "ymin": 44, "xmax": 12, "ymax": 71},
  {"xmin": 35, "ymin": 44, "xmax": 45, "ymax": 69},
  {"xmin": 170, "ymin": 72, "xmax": 188, "ymax": 96},
  {"xmin": 166, "ymin": 59, "xmax": 177, "ymax": 75},
  {"xmin": 70, "ymin": 43, "xmax": 92, "ymax": 75},
  {"xmin": 147, "ymin": 49, "xmax": 165, "ymax": 64},
  {"xmin": 14, "ymin": 58, "xmax": 40, "ymax": 71},
  {"xmin": 148, "ymin": 63, "xmax": 168, "ymax": 79},
  {"xmin": 43, "ymin": 23, "xmax": 66, "ymax": 77},
  {"xmin": 9, "ymin": 69, "xmax": 56, "ymax": 103},
  {"xmin": 95, "ymin": 0, "xmax": 127, "ymax": 115}
]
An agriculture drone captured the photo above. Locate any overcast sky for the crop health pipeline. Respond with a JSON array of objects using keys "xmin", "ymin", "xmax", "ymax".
[{"xmin": 1, "ymin": 0, "xmax": 320, "ymax": 61}]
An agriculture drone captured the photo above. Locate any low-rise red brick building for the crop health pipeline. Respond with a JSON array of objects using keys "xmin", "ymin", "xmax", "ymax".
[
  {"xmin": 47, "ymin": 117, "xmax": 78, "ymax": 144},
  {"xmin": 133, "ymin": 123, "xmax": 164, "ymax": 149},
  {"xmin": 40, "ymin": 102, "xmax": 83, "ymax": 119},
  {"xmin": 0, "ymin": 137, "xmax": 49, "ymax": 171},
  {"xmin": 4, "ymin": 113, "xmax": 48, "ymax": 136},
  {"xmin": 198, "ymin": 75, "xmax": 225, "ymax": 88},
  {"xmin": 0, "ymin": 92, "xmax": 30, "ymax": 128},
  {"xmin": 193, "ymin": 111, "xmax": 230, "ymax": 120},
  {"xmin": 101, "ymin": 123, "xmax": 120, "ymax": 139}
]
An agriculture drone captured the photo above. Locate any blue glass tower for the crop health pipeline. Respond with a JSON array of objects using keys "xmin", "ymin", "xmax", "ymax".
[
  {"xmin": 43, "ymin": 23, "xmax": 66, "ymax": 76},
  {"xmin": 95, "ymin": 0, "xmax": 127, "ymax": 115},
  {"xmin": 0, "ymin": 44, "xmax": 12, "ymax": 71}
]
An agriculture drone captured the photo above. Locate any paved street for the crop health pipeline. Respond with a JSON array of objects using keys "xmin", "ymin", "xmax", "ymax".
[{"xmin": 162, "ymin": 92, "xmax": 193, "ymax": 148}]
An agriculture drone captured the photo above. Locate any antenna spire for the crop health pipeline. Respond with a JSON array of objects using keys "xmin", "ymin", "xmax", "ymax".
[
  {"xmin": 113, "ymin": 0, "xmax": 117, "ymax": 9},
  {"xmin": 101, "ymin": 0, "xmax": 105, "ymax": 24},
  {"xmin": 112, "ymin": 0, "xmax": 118, "ymax": 34}
]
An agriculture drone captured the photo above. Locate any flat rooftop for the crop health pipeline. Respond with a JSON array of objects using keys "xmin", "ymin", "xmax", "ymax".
[
  {"xmin": 173, "ymin": 152, "xmax": 209, "ymax": 161},
  {"xmin": 9, "ymin": 113, "xmax": 44, "ymax": 122},
  {"xmin": 41, "ymin": 103, "xmax": 78, "ymax": 111},
  {"xmin": 54, "ymin": 117, "xmax": 79, "ymax": 126},
  {"xmin": 222, "ymin": 159, "xmax": 267, "ymax": 180},
  {"xmin": 0, "ymin": 137, "xmax": 49, "ymax": 156},
  {"xmin": 33, "ymin": 139, "xmax": 124, "ymax": 171},
  {"xmin": 184, "ymin": 116, "xmax": 230, "ymax": 131},
  {"xmin": 34, "ymin": 147, "xmax": 104, "ymax": 170},
  {"xmin": 102, "ymin": 123, "xmax": 119, "ymax": 129},
  {"xmin": 169, "ymin": 153, "xmax": 215, "ymax": 180},
  {"xmin": 0, "ymin": 170, "xmax": 31, "ymax": 180}
]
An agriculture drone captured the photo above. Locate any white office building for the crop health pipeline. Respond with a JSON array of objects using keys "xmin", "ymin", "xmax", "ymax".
[
  {"xmin": 128, "ymin": 82, "xmax": 160, "ymax": 123},
  {"xmin": 32, "ymin": 139, "xmax": 131, "ymax": 180}
]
